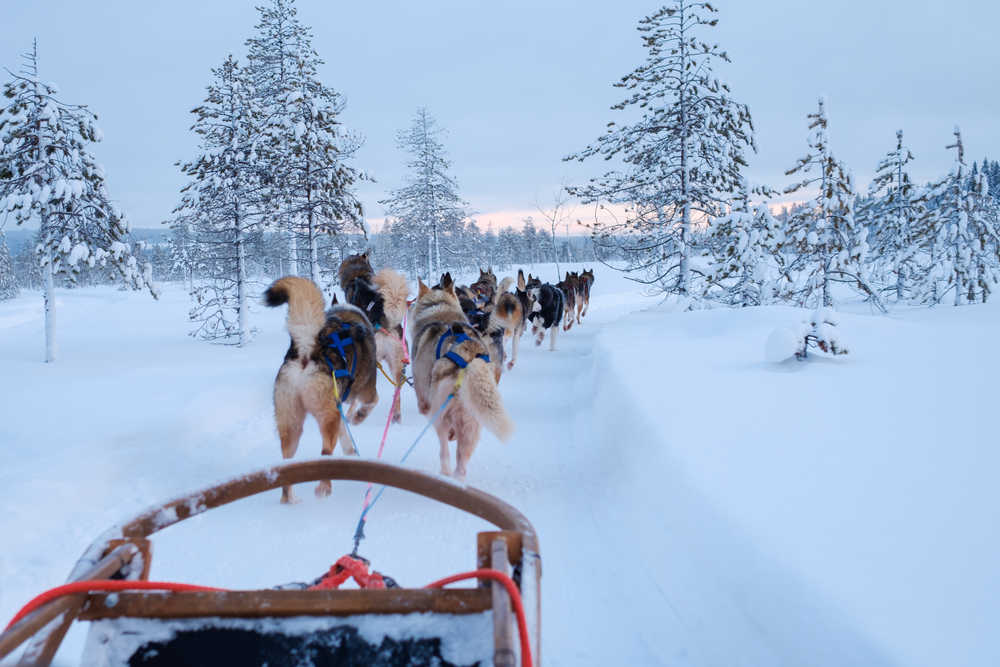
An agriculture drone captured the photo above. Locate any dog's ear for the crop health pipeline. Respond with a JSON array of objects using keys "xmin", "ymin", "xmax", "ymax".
[
  {"xmin": 517, "ymin": 270, "xmax": 526, "ymax": 291},
  {"xmin": 441, "ymin": 272, "xmax": 454, "ymax": 290},
  {"xmin": 418, "ymin": 279, "xmax": 429, "ymax": 298},
  {"xmin": 330, "ymin": 292, "xmax": 339, "ymax": 305}
]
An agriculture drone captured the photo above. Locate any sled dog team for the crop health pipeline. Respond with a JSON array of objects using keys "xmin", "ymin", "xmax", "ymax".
[{"xmin": 265, "ymin": 254, "xmax": 595, "ymax": 501}]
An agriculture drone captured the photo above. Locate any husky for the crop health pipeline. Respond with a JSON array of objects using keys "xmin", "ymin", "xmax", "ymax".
[
  {"xmin": 264, "ymin": 277, "xmax": 378, "ymax": 504},
  {"xmin": 525, "ymin": 274, "xmax": 564, "ymax": 351},
  {"xmin": 338, "ymin": 252, "xmax": 409, "ymax": 422},
  {"xmin": 578, "ymin": 268, "xmax": 595, "ymax": 319},
  {"xmin": 469, "ymin": 267, "xmax": 498, "ymax": 306},
  {"xmin": 372, "ymin": 267, "xmax": 410, "ymax": 421},
  {"xmin": 410, "ymin": 274, "xmax": 514, "ymax": 479},
  {"xmin": 477, "ymin": 276, "xmax": 518, "ymax": 382},
  {"xmin": 438, "ymin": 272, "xmax": 517, "ymax": 382},
  {"xmin": 557, "ymin": 272, "xmax": 579, "ymax": 331},
  {"xmin": 499, "ymin": 270, "xmax": 531, "ymax": 370}
]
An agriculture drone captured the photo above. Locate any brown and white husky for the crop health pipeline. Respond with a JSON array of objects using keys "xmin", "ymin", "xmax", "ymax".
[
  {"xmin": 265, "ymin": 276, "xmax": 378, "ymax": 504},
  {"xmin": 338, "ymin": 252, "xmax": 409, "ymax": 422},
  {"xmin": 410, "ymin": 275, "xmax": 514, "ymax": 479}
]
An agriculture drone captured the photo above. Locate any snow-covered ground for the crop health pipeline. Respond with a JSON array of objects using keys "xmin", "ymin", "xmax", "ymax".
[{"xmin": 1, "ymin": 265, "xmax": 997, "ymax": 666}]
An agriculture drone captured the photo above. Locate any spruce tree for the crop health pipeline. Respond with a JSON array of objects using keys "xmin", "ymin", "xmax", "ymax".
[
  {"xmin": 920, "ymin": 127, "xmax": 1000, "ymax": 305},
  {"xmin": 0, "ymin": 41, "xmax": 156, "ymax": 361},
  {"xmin": 565, "ymin": 1, "xmax": 756, "ymax": 297},
  {"xmin": 861, "ymin": 130, "xmax": 925, "ymax": 302},
  {"xmin": 0, "ymin": 229, "xmax": 17, "ymax": 300},
  {"xmin": 246, "ymin": 0, "xmax": 367, "ymax": 284},
  {"xmin": 379, "ymin": 108, "xmax": 467, "ymax": 280},
  {"xmin": 175, "ymin": 56, "xmax": 269, "ymax": 345},
  {"xmin": 703, "ymin": 179, "xmax": 780, "ymax": 306},
  {"xmin": 779, "ymin": 98, "xmax": 881, "ymax": 310}
]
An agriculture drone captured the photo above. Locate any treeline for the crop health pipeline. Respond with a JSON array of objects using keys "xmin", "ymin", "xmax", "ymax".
[{"xmin": 567, "ymin": 2, "xmax": 1000, "ymax": 311}]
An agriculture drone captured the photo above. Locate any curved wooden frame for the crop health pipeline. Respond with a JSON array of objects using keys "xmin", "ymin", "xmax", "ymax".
[{"xmin": 0, "ymin": 459, "xmax": 542, "ymax": 666}]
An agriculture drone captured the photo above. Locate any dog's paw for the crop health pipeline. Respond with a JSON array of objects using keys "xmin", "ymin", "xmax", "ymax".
[
  {"xmin": 506, "ymin": 361, "xmax": 515, "ymax": 370},
  {"xmin": 392, "ymin": 412, "xmax": 402, "ymax": 424},
  {"xmin": 315, "ymin": 480, "xmax": 332, "ymax": 498},
  {"xmin": 280, "ymin": 490, "xmax": 301, "ymax": 505}
]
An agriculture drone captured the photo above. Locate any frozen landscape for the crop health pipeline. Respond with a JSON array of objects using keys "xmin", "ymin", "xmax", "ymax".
[
  {"xmin": 1, "ymin": 263, "xmax": 997, "ymax": 666},
  {"xmin": 2, "ymin": 0, "xmax": 998, "ymax": 664}
]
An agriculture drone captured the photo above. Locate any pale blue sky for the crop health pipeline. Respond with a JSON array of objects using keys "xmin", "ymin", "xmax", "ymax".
[{"xmin": 2, "ymin": 1, "xmax": 996, "ymax": 229}]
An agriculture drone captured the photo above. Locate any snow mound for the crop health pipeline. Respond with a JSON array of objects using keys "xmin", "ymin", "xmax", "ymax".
[{"xmin": 765, "ymin": 325, "xmax": 803, "ymax": 363}]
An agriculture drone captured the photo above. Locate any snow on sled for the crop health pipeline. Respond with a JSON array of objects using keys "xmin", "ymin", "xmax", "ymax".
[{"xmin": 0, "ymin": 460, "xmax": 541, "ymax": 666}]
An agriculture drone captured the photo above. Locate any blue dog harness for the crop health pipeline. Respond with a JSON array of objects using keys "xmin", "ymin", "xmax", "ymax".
[
  {"xmin": 435, "ymin": 330, "xmax": 490, "ymax": 369},
  {"xmin": 323, "ymin": 323, "xmax": 358, "ymax": 403}
]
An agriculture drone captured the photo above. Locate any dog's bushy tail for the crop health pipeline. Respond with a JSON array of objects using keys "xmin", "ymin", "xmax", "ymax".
[
  {"xmin": 264, "ymin": 276, "xmax": 326, "ymax": 358},
  {"xmin": 374, "ymin": 268, "xmax": 409, "ymax": 328},
  {"xmin": 458, "ymin": 358, "xmax": 513, "ymax": 442},
  {"xmin": 493, "ymin": 277, "xmax": 514, "ymax": 303}
]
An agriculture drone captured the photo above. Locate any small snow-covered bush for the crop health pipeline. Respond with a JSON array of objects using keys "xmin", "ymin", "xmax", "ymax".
[{"xmin": 766, "ymin": 308, "xmax": 849, "ymax": 362}]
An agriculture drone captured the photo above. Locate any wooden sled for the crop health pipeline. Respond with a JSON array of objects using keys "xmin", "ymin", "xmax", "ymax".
[{"xmin": 0, "ymin": 460, "xmax": 541, "ymax": 666}]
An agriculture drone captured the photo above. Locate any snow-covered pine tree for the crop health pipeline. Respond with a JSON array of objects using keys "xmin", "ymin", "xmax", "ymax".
[
  {"xmin": 779, "ymin": 98, "xmax": 882, "ymax": 310},
  {"xmin": 860, "ymin": 130, "xmax": 925, "ymax": 302},
  {"xmin": 284, "ymin": 52, "xmax": 368, "ymax": 284},
  {"xmin": 246, "ymin": 0, "xmax": 368, "ymax": 284},
  {"xmin": 497, "ymin": 226, "xmax": 520, "ymax": 269},
  {"xmin": 0, "ymin": 229, "xmax": 17, "ymax": 300},
  {"xmin": 246, "ymin": 0, "xmax": 302, "ymax": 277},
  {"xmin": 0, "ymin": 42, "xmax": 156, "ymax": 361},
  {"xmin": 520, "ymin": 218, "xmax": 539, "ymax": 266},
  {"xmin": 565, "ymin": 1, "xmax": 755, "ymax": 297},
  {"xmin": 919, "ymin": 127, "xmax": 1000, "ymax": 305},
  {"xmin": 175, "ymin": 55, "xmax": 270, "ymax": 345},
  {"xmin": 703, "ymin": 179, "xmax": 781, "ymax": 306},
  {"xmin": 379, "ymin": 108, "xmax": 468, "ymax": 281},
  {"xmin": 166, "ymin": 219, "xmax": 200, "ymax": 292}
]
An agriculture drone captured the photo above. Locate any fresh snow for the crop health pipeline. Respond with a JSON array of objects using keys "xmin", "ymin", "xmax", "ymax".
[{"xmin": 0, "ymin": 264, "xmax": 997, "ymax": 666}]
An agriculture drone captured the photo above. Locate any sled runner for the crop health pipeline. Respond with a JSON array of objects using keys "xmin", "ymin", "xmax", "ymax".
[{"xmin": 0, "ymin": 460, "xmax": 541, "ymax": 666}]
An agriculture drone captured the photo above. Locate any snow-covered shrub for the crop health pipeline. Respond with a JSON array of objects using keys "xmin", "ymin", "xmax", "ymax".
[
  {"xmin": 765, "ymin": 308, "xmax": 849, "ymax": 362},
  {"xmin": 0, "ymin": 230, "xmax": 17, "ymax": 300}
]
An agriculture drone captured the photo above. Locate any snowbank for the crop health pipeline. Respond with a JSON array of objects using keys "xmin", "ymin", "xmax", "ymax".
[{"xmin": 593, "ymin": 301, "xmax": 1000, "ymax": 667}]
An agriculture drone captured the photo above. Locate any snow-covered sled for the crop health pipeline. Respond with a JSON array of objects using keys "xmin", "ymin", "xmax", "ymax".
[{"xmin": 0, "ymin": 460, "xmax": 541, "ymax": 666}]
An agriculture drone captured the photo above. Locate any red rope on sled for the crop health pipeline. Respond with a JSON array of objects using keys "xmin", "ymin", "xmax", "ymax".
[
  {"xmin": 4, "ymin": 580, "xmax": 225, "ymax": 631},
  {"xmin": 4, "ymin": 566, "xmax": 533, "ymax": 667},
  {"xmin": 426, "ymin": 569, "xmax": 534, "ymax": 667}
]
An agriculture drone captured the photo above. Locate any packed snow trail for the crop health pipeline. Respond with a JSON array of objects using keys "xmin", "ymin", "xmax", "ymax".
[{"xmin": 2, "ymin": 266, "xmax": 996, "ymax": 665}]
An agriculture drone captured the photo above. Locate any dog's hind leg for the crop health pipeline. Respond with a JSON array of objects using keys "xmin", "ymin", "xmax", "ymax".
[
  {"xmin": 549, "ymin": 323, "xmax": 559, "ymax": 351},
  {"xmin": 349, "ymin": 380, "xmax": 378, "ymax": 427},
  {"xmin": 276, "ymin": 393, "xmax": 305, "ymax": 504},
  {"xmin": 435, "ymin": 420, "xmax": 453, "ymax": 477},
  {"xmin": 454, "ymin": 425, "xmax": 482, "ymax": 481},
  {"xmin": 507, "ymin": 331, "xmax": 520, "ymax": 370},
  {"xmin": 392, "ymin": 345, "xmax": 405, "ymax": 423},
  {"xmin": 315, "ymin": 407, "xmax": 343, "ymax": 498}
]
